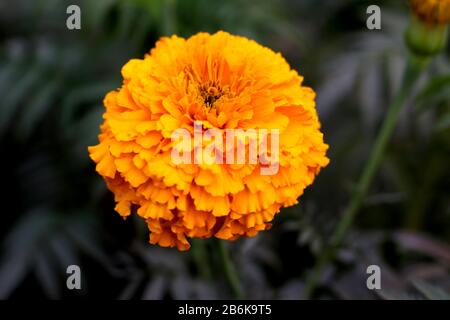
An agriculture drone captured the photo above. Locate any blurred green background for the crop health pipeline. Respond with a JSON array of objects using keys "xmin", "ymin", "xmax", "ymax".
[{"xmin": 0, "ymin": 0, "xmax": 449, "ymax": 299}]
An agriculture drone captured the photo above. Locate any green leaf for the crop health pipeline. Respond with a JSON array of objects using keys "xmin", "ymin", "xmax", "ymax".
[
  {"xmin": 412, "ymin": 280, "xmax": 450, "ymax": 300},
  {"xmin": 434, "ymin": 112, "xmax": 450, "ymax": 132},
  {"xmin": 0, "ymin": 250, "xmax": 32, "ymax": 299},
  {"xmin": 0, "ymin": 208, "xmax": 53, "ymax": 298},
  {"xmin": 59, "ymin": 82, "xmax": 114, "ymax": 127},
  {"xmin": 116, "ymin": 1, "xmax": 136, "ymax": 39},
  {"xmin": 16, "ymin": 78, "xmax": 60, "ymax": 140},
  {"xmin": 48, "ymin": 234, "xmax": 80, "ymax": 272},
  {"xmin": 133, "ymin": 0, "xmax": 165, "ymax": 25},
  {"xmin": 72, "ymin": 106, "xmax": 104, "ymax": 144},
  {"xmin": 415, "ymin": 74, "xmax": 450, "ymax": 112},
  {"xmin": 34, "ymin": 248, "xmax": 61, "ymax": 299},
  {"xmin": 82, "ymin": 0, "xmax": 118, "ymax": 32},
  {"xmin": 0, "ymin": 63, "xmax": 44, "ymax": 136},
  {"xmin": 376, "ymin": 289, "xmax": 420, "ymax": 300}
]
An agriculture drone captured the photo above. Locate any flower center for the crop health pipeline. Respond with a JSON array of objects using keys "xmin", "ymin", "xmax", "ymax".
[{"xmin": 200, "ymin": 84, "xmax": 223, "ymax": 108}]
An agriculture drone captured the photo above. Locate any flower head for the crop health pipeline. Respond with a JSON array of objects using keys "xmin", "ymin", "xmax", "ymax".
[
  {"xmin": 410, "ymin": 0, "xmax": 450, "ymax": 25},
  {"xmin": 88, "ymin": 31, "xmax": 329, "ymax": 250},
  {"xmin": 406, "ymin": 0, "xmax": 449, "ymax": 57}
]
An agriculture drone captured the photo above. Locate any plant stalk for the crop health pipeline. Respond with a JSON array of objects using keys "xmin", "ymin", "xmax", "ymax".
[
  {"xmin": 304, "ymin": 55, "xmax": 429, "ymax": 298},
  {"xmin": 191, "ymin": 239, "xmax": 212, "ymax": 279},
  {"xmin": 217, "ymin": 240, "xmax": 244, "ymax": 299}
]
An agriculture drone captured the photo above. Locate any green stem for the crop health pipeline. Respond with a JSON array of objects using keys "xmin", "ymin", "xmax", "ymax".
[
  {"xmin": 217, "ymin": 240, "xmax": 244, "ymax": 299},
  {"xmin": 163, "ymin": 0, "xmax": 177, "ymax": 35},
  {"xmin": 304, "ymin": 55, "xmax": 429, "ymax": 298},
  {"xmin": 405, "ymin": 154, "xmax": 444, "ymax": 229},
  {"xmin": 191, "ymin": 239, "xmax": 212, "ymax": 279}
]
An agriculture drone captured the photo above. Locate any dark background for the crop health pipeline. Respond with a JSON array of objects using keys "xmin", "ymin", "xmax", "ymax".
[{"xmin": 0, "ymin": 0, "xmax": 449, "ymax": 299}]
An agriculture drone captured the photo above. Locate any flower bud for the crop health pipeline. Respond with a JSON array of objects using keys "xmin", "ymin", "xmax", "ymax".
[
  {"xmin": 409, "ymin": 0, "xmax": 450, "ymax": 26},
  {"xmin": 405, "ymin": 16, "xmax": 448, "ymax": 57}
]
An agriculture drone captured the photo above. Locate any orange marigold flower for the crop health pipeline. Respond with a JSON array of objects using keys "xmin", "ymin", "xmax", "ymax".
[
  {"xmin": 88, "ymin": 31, "xmax": 329, "ymax": 251},
  {"xmin": 410, "ymin": 0, "xmax": 450, "ymax": 25}
]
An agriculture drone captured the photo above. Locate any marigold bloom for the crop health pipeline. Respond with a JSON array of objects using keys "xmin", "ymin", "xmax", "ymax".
[
  {"xmin": 88, "ymin": 31, "xmax": 329, "ymax": 250},
  {"xmin": 410, "ymin": 0, "xmax": 450, "ymax": 25}
]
